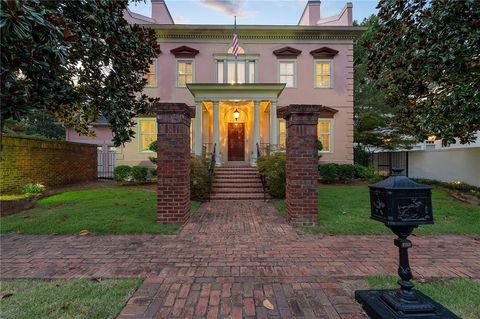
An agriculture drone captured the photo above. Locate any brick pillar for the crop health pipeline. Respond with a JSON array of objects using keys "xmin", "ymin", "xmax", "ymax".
[
  {"xmin": 283, "ymin": 104, "xmax": 323, "ymax": 226},
  {"xmin": 155, "ymin": 103, "xmax": 192, "ymax": 224}
]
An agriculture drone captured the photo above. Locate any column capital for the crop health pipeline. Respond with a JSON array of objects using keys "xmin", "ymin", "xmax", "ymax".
[
  {"xmin": 283, "ymin": 104, "xmax": 323, "ymax": 126},
  {"xmin": 154, "ymin": 102, "xmax": 192, "ymax": 125}
]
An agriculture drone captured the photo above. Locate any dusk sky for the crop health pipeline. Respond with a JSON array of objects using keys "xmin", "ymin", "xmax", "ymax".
[{"xmin": 128, "ymin": 0, "xmax": 378, "ymax": 25}]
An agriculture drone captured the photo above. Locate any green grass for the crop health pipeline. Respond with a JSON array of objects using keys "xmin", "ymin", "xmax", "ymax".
[
  {"xmin": 0, "ymin": 188, "xmax": 201, "ymax": 235},
  {"xmin": 273, "ymin": 185, "xmax": 480, "ymax": 235},
  {"xmin": 0, "ymin": 278, "xmax": 141, "ymax": 319},
  {"xmin": 367, "ymin": 276, "xmax": 480, "ymax": 319}
]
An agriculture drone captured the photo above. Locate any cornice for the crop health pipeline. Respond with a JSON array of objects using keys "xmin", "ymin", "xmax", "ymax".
[{"xmin": 148, "ymin": 25, "xmax": 365, "ymax": 40}]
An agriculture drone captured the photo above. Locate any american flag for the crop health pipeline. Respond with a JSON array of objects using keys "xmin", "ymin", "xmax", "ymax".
[{"xmin": 232, "ymin": 16, "xmax": 239, "ymax": 57}]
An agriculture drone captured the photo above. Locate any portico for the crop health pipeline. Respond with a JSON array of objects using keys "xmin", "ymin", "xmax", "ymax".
[{"xmin": 187, "ymin": 83, "xmax": 285, "ymax": 165}]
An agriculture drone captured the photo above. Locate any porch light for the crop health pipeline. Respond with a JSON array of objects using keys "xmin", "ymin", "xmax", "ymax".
[{"xmin": 233, "ymin": 109, "xmax": 240, "ymax": 121}]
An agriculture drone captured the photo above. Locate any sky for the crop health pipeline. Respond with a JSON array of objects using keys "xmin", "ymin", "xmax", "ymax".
[{"xmin": 128, "ymin": 0, "xmax": 378, "ymax": 25}]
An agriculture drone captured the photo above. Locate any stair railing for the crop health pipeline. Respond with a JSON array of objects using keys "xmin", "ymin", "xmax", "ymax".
[
  {"xmin": 207, "ymin": 143, "xmax": 216, "ymax": 200},
  {"xmin": 256, "ymin": 142, "xmax": 267, "ymax": 201}
]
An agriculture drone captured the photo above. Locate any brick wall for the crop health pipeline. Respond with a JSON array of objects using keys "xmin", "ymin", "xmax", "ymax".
[
  {"xmin": 284, "ymin": 105, "xmax": 323, "ymax": 226},
  {"xmin": 0, "ymin": 135, "xmax": 97, "ymax": 194},
  {"xmin": 155, "ymin": 103, "xmax": 192, "ymax": 224}
]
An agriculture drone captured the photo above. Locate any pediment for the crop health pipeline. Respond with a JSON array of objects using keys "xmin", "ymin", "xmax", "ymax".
[
  {"xmin": 273, "ymin": 46, "xmax": 302, "ymax": 59},
  {"xmin": 310, "ymin": 47, "xmax": 339, "ymax": 59},
  {"xmin": 170, "ymin": 46, "xmax": 199, "ymax": 58}
]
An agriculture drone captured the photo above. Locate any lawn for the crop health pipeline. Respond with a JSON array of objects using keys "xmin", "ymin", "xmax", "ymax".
[
  {"xmin": 367, "ymin": 276, "xmax": 480, "ymax": 319},
  {"xmin": 0, "ymin": 188, "xmax": 201, "ymax": 235},
  {"xmin": 0, "ymin": 278, "xmax": 141, "ymax": 319},
  {"xmin": 273, "ymin": 185, "xmax": 480, "ymax": 235}
]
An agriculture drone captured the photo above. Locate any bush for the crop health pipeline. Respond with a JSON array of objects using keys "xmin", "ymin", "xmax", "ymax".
[
  {"xmin": 22, "ymin": 183, "xmax": 45, "ymax": 194},
  {"xmin": 337, "ymin": 164, "xmax": 355, "ymax": 183},
  {"xmin": 113, "ymin": 165, "xmax": 131, "ymax": 182},
  {"xmin": 148, "ymin": 168, "xmax": 157, "ymax": 179},
  {"xmin": 257, "ymin": 152, "xmax": 286, "ymax": 198},
  {"xmin": 319, "ymin": 163, "xmax": 338, "ymax": 184},
  {"xmin": 191, "ymin": 156, "xmax": 210, "ymax": 200},
  {"xmin": 354, "ymin": 164, "xmax": 375, "ymax": 179},
  {"xmin": 148, "ymin": 141, "xmax": 157, "ymax": 165},
  {"xmin": 131, "ymin": 166, "xmax": 148, "ymax": 183}
]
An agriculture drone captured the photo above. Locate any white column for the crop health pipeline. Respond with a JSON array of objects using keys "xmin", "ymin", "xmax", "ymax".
[
  {"xmin": 270, "ymin": 100, "xmax": 278, "ymax": 146},
  {"xmin": 212, "ymin": 100, "xmax": 220, "ymax": 164},
  {"xmin": 252, "ymin": 100, "xmax": 261, "ymax": 165},
  {"xmin": 194, "ymin": 100, "xmax": 203, "ymax": 156}
]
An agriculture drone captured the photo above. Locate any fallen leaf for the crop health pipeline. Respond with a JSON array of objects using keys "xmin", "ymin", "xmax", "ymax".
[
  {"xmin": 263, "ymin": 299, "xmax": 274, "ymax": 310},
  {"xmin": 79, "ymin": 230, "xmax": 91, "ymax": 236},
  {"xmin": 1, "ymin": 292, "xmax": 14, "ymax": 299}
]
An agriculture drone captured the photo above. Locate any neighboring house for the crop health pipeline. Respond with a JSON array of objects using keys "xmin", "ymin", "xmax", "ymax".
[
  {"xmin": 67, "ymin": 0, "xmax": 361, "ymax": 169},
  {"xmin": 371, "ymin": 133, "xmax": 480, "ymax": 187}
]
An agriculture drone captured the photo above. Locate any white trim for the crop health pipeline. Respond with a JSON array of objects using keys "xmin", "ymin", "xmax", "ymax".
[
  {"xmin": 277, "ymin": 60, "xmax": 297, "ymax": 88},
  {"xmin": 314, "ymin": 59, "xmax": 333, "ymax": 89},
  {"xmin": 176, "ymin": 59, "xmax": 195, "ymax": 88},
  {"xmin": 137, "ymin": 118, "xmax": 157, "ymax": 153},
  {"xmin": 318, "ymin": 118, "xmax": 334, "ymax": 153}
]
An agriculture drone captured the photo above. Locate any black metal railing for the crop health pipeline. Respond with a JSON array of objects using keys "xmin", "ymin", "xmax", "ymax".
[
  {"xmin": 207, "ymin": 143, "xmax": 216, "ymax": 200},
  {"xmin": 256, "ymin": 142, "xmax": 268, "ymax": 201}
]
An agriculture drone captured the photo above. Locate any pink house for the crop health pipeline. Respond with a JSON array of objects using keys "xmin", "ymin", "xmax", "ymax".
[{"xmin": 67, "ymin": 0, "xmax": 362, "ymax": 169}]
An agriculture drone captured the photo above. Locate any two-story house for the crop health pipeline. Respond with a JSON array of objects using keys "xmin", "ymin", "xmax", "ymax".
[{"xmin": 67, "ymin": 0, "xmax": 362, "ymax": 170}]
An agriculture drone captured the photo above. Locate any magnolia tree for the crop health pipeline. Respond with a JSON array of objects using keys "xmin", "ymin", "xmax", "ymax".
[
  {"xmin": 367, "ymin": 0, "xmax": 480, "ymax": 145},
  {"xmin": 1, "ymin": 0, "xmax": 160, "ymax": 146}
]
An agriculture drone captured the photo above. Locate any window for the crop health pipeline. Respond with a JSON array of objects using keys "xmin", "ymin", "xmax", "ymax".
[
  {"xmin": 216, "ymin": 59, "xmax": 255, "ymax": 84},
  {"xmin": 145, "ymin": 61, "xmax": 157, "ymax": 87},
  {"xmin": 177, "ymin": 60, "xmax": 194, "ymax": 87},
  {"xmin": 279, "ymin": 119, "xmax": 286, "ymax": 148},
  {"xmin": 279, "ymin": 61, "xmax": 296, "ymax": 88},
  {"xmin": 317, "ymin": 119, "xmax": 332, "ymax": 152},
  {"xmin": 138, "ymin": 119, "xmax": 156, "ymax": 152},
  {"xmin": 315, "ymin": 61, "xmax": 332, "ymax": 88}
]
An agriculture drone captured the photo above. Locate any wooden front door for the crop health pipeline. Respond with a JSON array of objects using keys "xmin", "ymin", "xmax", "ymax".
[{"xmin": 228, "ymin": 123, "xmax": 245, "ymax": 161}]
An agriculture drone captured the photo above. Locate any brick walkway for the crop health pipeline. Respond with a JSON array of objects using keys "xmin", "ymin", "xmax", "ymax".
[{"xmin": 1, "ymin": 201, "xmax": 479, "ymax": 318}]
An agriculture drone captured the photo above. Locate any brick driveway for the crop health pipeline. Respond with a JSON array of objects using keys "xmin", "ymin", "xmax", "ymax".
[{"xmin": 1, "ymin": 201, "xmax": 479, "ymax": 318}]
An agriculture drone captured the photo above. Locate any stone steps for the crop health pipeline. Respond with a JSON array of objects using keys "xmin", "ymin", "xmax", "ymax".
[{"xmin": 211, "ymin": 165, "xmax": 267, "ymax": 201}]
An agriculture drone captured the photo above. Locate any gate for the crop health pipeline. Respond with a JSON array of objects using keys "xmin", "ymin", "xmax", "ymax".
[
  {"xmin": 97, "ymin": 146, "xmax": 116, "ymax": 179},
  {"xmin": 370, "ymin": 151, "xmax": 409, "ymax": 177}
]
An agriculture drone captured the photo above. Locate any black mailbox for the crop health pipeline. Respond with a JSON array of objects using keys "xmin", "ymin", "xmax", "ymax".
[
  {"xmin": 369, "ymin": 168, "xmax": 433, "ymax": 226},
  {"xmin": 355, "ymin": 168, "xmax": 459, "ymax": 319}
]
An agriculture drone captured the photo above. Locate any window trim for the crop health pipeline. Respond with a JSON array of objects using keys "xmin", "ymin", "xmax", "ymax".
[
  {"xmin": 277, "ymin": 59, "xmax": 297, "ymax": 88},
  {"xmin": 137, "ymin": 118, "xmax": 157, "ymax": 153},
  {"xmin": 318, "ymin": 118, "xmax": 333, "ymax": 153},
  {"xmin": 314, "ymin": 59, "xmax": 333, "ymax": 89},
  {"xmin": 176, "ymin": 59, "xmax": 195, "ymax": 88},
  {"xmin": 145, "ymin": 59, "xmax": 158, "ymax": 88}
]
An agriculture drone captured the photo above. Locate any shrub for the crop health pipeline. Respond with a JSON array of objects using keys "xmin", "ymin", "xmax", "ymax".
[
  {"xmin": 131, "ymin": 166, "xmax": 148, "ymax": 183},
  {"xmin": 319, "ymin": 163, "xmax": 338, "ymax": 183},
  {"xmin": 113, "ymin": 165, "xmax": 131, "ymax": 182},
  {"xmin": 148, "ymin": 168, "xmax": 157, "ymax": 179},
  {"xmin": 148, "ymin": 141, "xmax": 157, "ymax": 165},
  {"xmin": 337, "ymin": 164, "xmax": 355, "ymax": 183},
  {"xmin": 22, "ymin": 183, "xmax": 45, "ymax": 194},
  {"xmin": 354, "ymin": 164, "xmax": 375, "ymax": 179},
  {"xmin": 191, "ymin": 156, "xmax": 210, "ymax": 200},
  {"xmin": 257, "ymin": 152, "xmax": 286, "ymax": 198}
]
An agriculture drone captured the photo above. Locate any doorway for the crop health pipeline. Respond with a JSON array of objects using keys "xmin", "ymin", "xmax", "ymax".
[{"xmin": 228, "ymin": 122, "xmax": 245, "ymax": 161}]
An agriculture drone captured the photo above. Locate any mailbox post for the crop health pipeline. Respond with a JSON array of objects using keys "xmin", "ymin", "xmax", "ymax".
[{"xmin": 355, "ymin": 168, "xmax": 459, "ymax": 319}]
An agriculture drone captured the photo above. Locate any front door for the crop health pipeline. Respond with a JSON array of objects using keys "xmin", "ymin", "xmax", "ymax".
[{"xmin": 228, "ymin": 123, "xmax": 245, "ymax": 161}]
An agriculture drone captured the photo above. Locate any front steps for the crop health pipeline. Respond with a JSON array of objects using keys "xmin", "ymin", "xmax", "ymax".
[{"xmin": 211, "ymin": 165, "xmax": 268, "ymax": 200}]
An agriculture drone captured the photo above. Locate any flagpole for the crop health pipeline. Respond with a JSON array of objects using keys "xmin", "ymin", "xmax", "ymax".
[{"xmin": 234, "ymin": 16, "xmax": 238, "ymax": 84}]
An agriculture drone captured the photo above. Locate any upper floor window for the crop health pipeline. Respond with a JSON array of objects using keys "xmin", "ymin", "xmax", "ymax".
[
  {"xmin": 138, "ymin": 118, "xmax": 156, "ymax": 152},
  {"xmin": 216, "ymin": 59, "xmax": 255, "ymax": 84},
  {"xmin": 318, "ymin": 119, "xmax": 332, "ymax": 152},
  {"xmin": 145, "ymin": 61, "xmax": 157, "ymax": 87},
  {"xmin": 315, "ymin": 61, "xmax": 332, "ymax": 88},
  {"xmin": 177, "ymin": 60, "xmax": 194, "ymax": 87},
  {"xmin": 278, "ymin": 61, "xmax": 296, "ymax": 88}
]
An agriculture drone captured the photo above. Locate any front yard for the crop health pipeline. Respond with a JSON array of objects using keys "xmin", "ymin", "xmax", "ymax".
[
  {"xmin": 274, "ymin": 185, "xmax": 480, "ymax": 235},
  {"xmin": 0, "ymin": 278, "xmax": 141, "ymax": 319},
  {"xmin": 0, "ymin": 188, "xmax": 201, "ymax": 235}
]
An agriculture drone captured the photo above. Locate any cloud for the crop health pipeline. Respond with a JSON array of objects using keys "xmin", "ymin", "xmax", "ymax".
[
  {"xmin": 199, "ymin": 0, "xmax": 257, "ymax": 19},
  {"xmin": 173, "ymin": 15, "xmax": 189, "ymax": 24}
]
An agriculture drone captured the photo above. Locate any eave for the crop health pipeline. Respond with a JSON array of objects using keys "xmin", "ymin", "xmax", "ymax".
[{"xmin": 186, "ymin": 83, "xmax": 286, "ymax": 101}]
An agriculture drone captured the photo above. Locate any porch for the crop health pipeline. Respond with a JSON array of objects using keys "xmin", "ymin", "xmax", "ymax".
[{"xmin": 187, "ymin": 83, "xmax": 285, "ymax": 165}]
